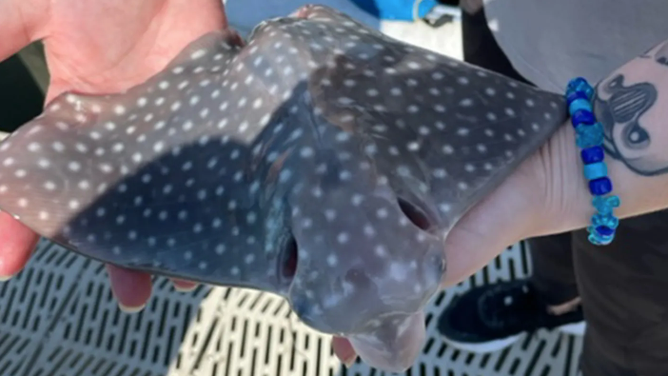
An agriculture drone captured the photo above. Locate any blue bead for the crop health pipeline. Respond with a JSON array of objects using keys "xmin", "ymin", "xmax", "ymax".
[
  {"xmin": 575, "ymin": 123, "xmax": 604, "ymax": 148},
  {"xmin": 581, "ymin": 146, "xmax": 604, "ymax": 164},
  {"xmin": 569, "ymin": 98, "xmax": 592, "ymax": 115},
  {"xmin": 592, "ymin": 211, "xmax": 619, "ymax": 229},
  {"xmin": 567, "ymin": 91, "xmax": 588, "ymax": 106},
  {"xmin": 567, "ymin": 77, "xmax": 594, "ymax": 99},
  {"xmin": 588, "ymin": 230, "xmax": 614, "ymax": 245},
  {"xmin": 567, "ymin": 77, "xmax": 588, "ymax": 92},
  {"xmin": 589, "ymin": 177, "xmax": 612, "ymax": 196},
  {"xmin": 583, "ymin": 162, "xmax": 608, "ymax": 180},
  {"xmin": 592, "ymin": 195, "xmax": 621, "ymax": 216},
  {"xmin": 572, "ymin": 109, "xmax": 595, "ymax": 126},
  {"xmin": 596, "ymin": 226, "xmax": 615, "ymax": 237},
  {"xmin": 566, "ymin": 76, "xmax": 619, "ymax": 246},
  {"xmin": 587, "ymin": 224, "xmax": 615, "ymax": 245}
]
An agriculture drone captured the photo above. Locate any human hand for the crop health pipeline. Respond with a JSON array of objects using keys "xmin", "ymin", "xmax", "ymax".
[{"xmin": 0, "ymin": 0, "xmax": 229, "ymax": 311}]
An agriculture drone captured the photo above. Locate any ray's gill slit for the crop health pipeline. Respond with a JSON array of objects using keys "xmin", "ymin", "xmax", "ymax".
[
  {"xmin": 396, "ymin": 197, "xmax": 432, "ymax": 231},
  {"xmin": 280, "ymin": 234, "xmax": 299, "ymax": 281}
]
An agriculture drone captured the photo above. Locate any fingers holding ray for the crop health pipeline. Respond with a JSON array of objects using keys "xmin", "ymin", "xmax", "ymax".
[
  {"xmin": 0, "ymin": 211, "xmax": 40, "ymax": 280},
  {"xmin": 106, "ymin": 264, "xmax": 153, "ymax": 312},
  {"xmin": 171, "ymin": 278, "xmax": 199, "ymax": 292},
  {"xmin": 332, "ymin": 336, "xmax": 357, "ymax": 367}
]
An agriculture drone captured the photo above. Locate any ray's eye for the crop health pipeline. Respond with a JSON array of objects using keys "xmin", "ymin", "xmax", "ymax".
[
  {"xmin": 397, "ymin": 197, "xmax": 431, "ymax": 231},
  {"xmin": 281, "ymin": 234, "xmax": 299, "ymax": 280}
]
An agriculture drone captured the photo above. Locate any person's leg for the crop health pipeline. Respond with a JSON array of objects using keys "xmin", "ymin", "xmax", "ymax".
[
  {"xmin": 435, "ymin": 5, "xmax": 584, "ymax": 353},
  {"xmin": 527, "ymin": 234, "xmax": 580, "ymax": 309},
  {"xmin": 573, "ymin": 209, "xmax": 668, "ymax": 375}
]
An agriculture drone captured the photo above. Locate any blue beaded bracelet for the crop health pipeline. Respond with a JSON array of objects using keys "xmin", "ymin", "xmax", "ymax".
[{"xmin": 565, "ymin": 77, "xmax": 621, "ymax": 245}]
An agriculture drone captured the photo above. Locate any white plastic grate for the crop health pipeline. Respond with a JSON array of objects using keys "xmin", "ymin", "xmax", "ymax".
[{"xmin": 0, "ymin": 239, "xmax": 583, "ymax": 376}]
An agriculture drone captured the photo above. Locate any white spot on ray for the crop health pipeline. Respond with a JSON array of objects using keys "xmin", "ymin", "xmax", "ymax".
[
  {"xmin": 191, "ymin": 49, "xmax": 207, "ymax": 59},
  {"xmin": 327, "ymin": 254, "xmax": 338, "ymax": 267}
]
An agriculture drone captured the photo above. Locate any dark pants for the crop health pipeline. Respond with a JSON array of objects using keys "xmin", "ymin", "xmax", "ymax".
[{"xmin": 462, "ymin": 7, "xmax": 668, "ymax": 376}]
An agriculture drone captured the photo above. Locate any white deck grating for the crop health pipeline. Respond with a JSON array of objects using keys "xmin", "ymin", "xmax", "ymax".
[{"xmin": 0, "ymin": 239, "xmax": 583, "ymax": 376}]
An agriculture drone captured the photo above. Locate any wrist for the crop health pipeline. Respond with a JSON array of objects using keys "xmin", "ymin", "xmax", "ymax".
[
  {"xmin": 528, "ymin": 77, "xmax": 629, "ymax": 242},
  {"xmin": 528, "ymin": 123, "xmax": 592, "ymax": 238},
  {"xmin": 529, "ymin": 91, "xmax": 668, "ymax": 241}
]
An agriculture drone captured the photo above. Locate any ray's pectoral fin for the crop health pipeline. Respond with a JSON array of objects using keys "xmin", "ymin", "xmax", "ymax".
[
  {"xmin": 0, "ymin": 29, "xmax": 242, "ymax": 230},
  {"xmin": 425, "ymin": 74, "xmax": 570, "ymax": 224},
  {"xmin": 0, "ymin": 29, "xmax": 291, "ymax": 292},
  {"xmin": 307, "ymin": 26, "xmax": 569, "ymax": 231}
]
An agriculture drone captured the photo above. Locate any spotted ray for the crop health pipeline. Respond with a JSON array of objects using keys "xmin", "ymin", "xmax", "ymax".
[{"xmin": 0, "ymin": 5, "xmax": 567, "ymax": 372}]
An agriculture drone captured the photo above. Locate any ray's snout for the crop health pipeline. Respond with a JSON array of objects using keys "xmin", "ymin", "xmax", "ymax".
[
  {"xmin": 349, "ymin": 311, "xmax": 427, "ymax": 373},
  {"xmin": 285, "ymin": 174, "xmax": 447, "ymax": 339}
]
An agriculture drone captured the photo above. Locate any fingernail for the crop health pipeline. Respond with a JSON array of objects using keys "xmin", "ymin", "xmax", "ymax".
[
  {"xmin": 343, "ymin": 355, "xmax": 357, "ymax": 368},
  {"xmin": 0, "ymin": 274, "xmax": 14, "ymax": 282},
  {"xmin": 174, "ymin": 285, "xmax": 197, "ymax": 293},
  {"xmin": 118, "ymin": 303, "xmax": 145, "ymax": 313}
]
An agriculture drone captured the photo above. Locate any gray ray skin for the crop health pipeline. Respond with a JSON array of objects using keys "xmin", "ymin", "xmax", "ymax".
[{"xmin": 0, "ymin": 5, "xmax": 568, "ymax": 372}]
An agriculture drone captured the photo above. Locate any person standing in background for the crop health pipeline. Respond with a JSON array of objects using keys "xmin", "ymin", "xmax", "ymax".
[{"xmin": 436, "ymin": 1, "xmax": 668, "ymax": 375}]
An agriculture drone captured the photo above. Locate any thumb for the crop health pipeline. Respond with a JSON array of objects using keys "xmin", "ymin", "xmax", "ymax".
[
  {"xmin": 440, "ymin": 153, "xmax": 549, "ymax": 287},
  {"xmin": 0, "ymin": 0, "xmax": 49, "ymax": 62}
]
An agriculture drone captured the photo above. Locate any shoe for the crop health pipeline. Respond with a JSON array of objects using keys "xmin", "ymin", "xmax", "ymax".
[{"xmin": 436, "ymin": 279, "xmax": 585, "ymax": 353}]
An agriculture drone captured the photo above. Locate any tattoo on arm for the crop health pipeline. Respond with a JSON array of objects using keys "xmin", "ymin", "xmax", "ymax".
[
  {"xmin": 593, "ymin": 74, "xmax": 667, "ymax": 176},
  {"xmin": 639, "ymin": 40, "xmax": 668, "ymax": 66},
  {"xmin": 593, "ymin": 40, "xmax": 668, "ymax": 177}
]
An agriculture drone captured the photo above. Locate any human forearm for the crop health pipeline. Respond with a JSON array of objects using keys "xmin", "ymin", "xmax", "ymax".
[{"xmin": 539, "ymin": 39, "xmax": 668, "ymax": 236}]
